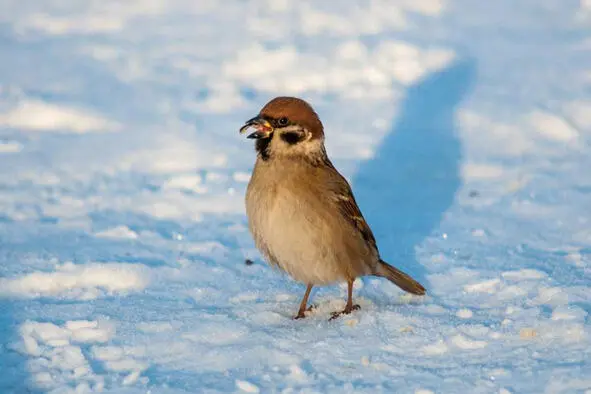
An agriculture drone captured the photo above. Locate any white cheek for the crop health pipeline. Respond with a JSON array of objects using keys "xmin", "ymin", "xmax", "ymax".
[{"xmin": 294, "ymin": 138, "xmax": 322, "ymax": 155}]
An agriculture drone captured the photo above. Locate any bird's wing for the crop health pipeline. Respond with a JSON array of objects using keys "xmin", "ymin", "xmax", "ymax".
[{"xmin": 322, "ymin": 160, "xmax": 379, "ymax": 254}]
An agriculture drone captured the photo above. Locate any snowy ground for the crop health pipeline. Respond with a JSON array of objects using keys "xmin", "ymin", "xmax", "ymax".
[{"xmin": 0, "ymin": 0, "xmax": 590, "ymax": 393}]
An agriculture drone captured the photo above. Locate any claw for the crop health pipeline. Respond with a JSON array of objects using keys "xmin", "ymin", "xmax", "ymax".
[
  {"xmin": 329, "ymin": 304, "xmax": 360, "ymax": 321},
  {"xmin": 293, "ymin": 304, "xmax": 316, "ymax": 320}
]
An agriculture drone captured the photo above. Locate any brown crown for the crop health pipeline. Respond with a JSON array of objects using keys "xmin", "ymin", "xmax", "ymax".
[{"xmin": 259, "ymin": 97, "xmax": 324, "ymax": 139}]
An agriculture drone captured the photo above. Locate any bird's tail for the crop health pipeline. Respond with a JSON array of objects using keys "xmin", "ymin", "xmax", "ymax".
[{"xmin": 375, "ymin": 259, "xmax": 426, "ymax": 295}]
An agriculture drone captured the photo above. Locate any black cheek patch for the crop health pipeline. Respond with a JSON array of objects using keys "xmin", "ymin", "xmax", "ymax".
[{"xmin": 280, "ymin": 132, "xmax": 303, "ymax": 145}]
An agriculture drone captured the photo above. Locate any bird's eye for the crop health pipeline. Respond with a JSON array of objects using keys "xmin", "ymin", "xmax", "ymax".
[{"xmin": 278, "ymin": 117, "xmax": 289, "ymax": 126}]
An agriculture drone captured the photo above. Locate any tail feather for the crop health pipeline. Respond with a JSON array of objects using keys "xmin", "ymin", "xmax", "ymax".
[{"xmin": 375, "ymin": 259, "xmax": 426, "ymax": 295}]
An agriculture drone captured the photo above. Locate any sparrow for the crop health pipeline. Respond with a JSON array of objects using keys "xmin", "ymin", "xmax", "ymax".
[{"xmin": 240, "ymin": 96, "xmax": 426, "ymax": 320}]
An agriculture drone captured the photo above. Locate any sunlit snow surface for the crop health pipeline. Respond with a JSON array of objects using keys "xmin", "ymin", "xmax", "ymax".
[{"xmin": 1, "ymin": 0, "xmax": 590, "ymax": 393}]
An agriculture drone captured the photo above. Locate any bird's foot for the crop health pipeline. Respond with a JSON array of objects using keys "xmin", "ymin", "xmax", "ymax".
[
  {"xmin": 293, "ymin": 304, "xmax": 317, "ymax": 320},
  {"xmin": 294, "ymin": 312, "xmax": 306, "ymax": 320},
  {"xmin": 329, "ymin": 304, "xmax": 360, "ymax": 321}
]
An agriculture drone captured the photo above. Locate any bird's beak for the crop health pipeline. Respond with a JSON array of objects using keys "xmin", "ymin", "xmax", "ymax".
[{"xmin": 239, "ymin": 116, "xmax": 273, "ymax": 139}]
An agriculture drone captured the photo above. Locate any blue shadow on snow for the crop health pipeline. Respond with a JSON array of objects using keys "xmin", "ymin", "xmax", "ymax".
[{"xmin": 354, "ymin": 59, "xmax": 477, "ymax": 289}]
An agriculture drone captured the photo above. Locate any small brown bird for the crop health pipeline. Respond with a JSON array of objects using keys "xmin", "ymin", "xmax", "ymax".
[{"xmin": 240, "ymin": 97, "xmax": 425, "ymax": 320}]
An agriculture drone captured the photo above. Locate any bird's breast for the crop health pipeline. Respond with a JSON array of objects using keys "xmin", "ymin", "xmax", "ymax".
[{"xmin": 244, "ymin": 161, "xmax": 369, "ymax": 284}]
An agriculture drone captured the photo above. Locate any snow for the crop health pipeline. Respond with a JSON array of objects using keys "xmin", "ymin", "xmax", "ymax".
[
  {"xmin": 528, "ymin": 111, "xmax": 579, "ymax": 143},
  {"xmin": 0, "ymin": 0, "xmax": 590, "ymax": 393},
  {"xmin": 450, "ymin": 334, "xmax": 488, "ymax": 350},
  {"xmin": 0, "ymin": 263, "xmax": 150, "ymax": 299},
  {"xmin": 456, "ymin": 308, "xmax": 473, "ymax": 319},
  {"xmin": 0, "ymin": 140, "xmax": 22, "ymax": 153},
  {"xmin": 236, "ymin": 380, "xmax": 260, "ymax": 393},
  {"xmin": 0, "ymin": 99, "xmax": 120, "ymax": 133}
]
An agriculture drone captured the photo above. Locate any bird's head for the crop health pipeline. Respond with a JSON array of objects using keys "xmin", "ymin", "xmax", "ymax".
[{"xmin": 240, "ymin": 97, "xmax": 325, "ymax": 160}]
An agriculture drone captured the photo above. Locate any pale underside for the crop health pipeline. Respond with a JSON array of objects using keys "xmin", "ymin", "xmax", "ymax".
[{"xmin": 246, "ymin": 156, "xmax": 377, "ymax": 285}]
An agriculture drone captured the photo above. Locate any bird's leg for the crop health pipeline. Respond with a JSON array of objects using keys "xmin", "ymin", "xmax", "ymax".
[
  {"xmin": 344, "ymin": 279, "xmax": 361, "ymax": 313},
  {"xmin": 330, "ymin": 279, "xmax": 360, "ymax": 320},
  {"xmin": 294, "ymin": 284, "xmax": 314, "ymax": 319}
]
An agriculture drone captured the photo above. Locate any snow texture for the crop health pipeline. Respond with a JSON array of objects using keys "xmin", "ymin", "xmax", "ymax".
[{"xmin": 0, "ymin": 0, "xmax": 590, "ymax": 393}]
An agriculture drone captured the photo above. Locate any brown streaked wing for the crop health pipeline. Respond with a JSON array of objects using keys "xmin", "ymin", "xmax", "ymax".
[{"xmin": 323, "ymin": 159, "xmax": 379, "ymax": 254}]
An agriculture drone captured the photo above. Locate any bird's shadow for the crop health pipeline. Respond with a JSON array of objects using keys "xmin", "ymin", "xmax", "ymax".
[{"xmin": 353, "ymin": 59, "xmax": 477, "ymax": 290}]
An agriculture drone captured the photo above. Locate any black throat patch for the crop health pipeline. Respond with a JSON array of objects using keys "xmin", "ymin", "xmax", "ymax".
[{"xmin": 255, "ymin": 137, "xmax": 271, "ymax": 161}]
